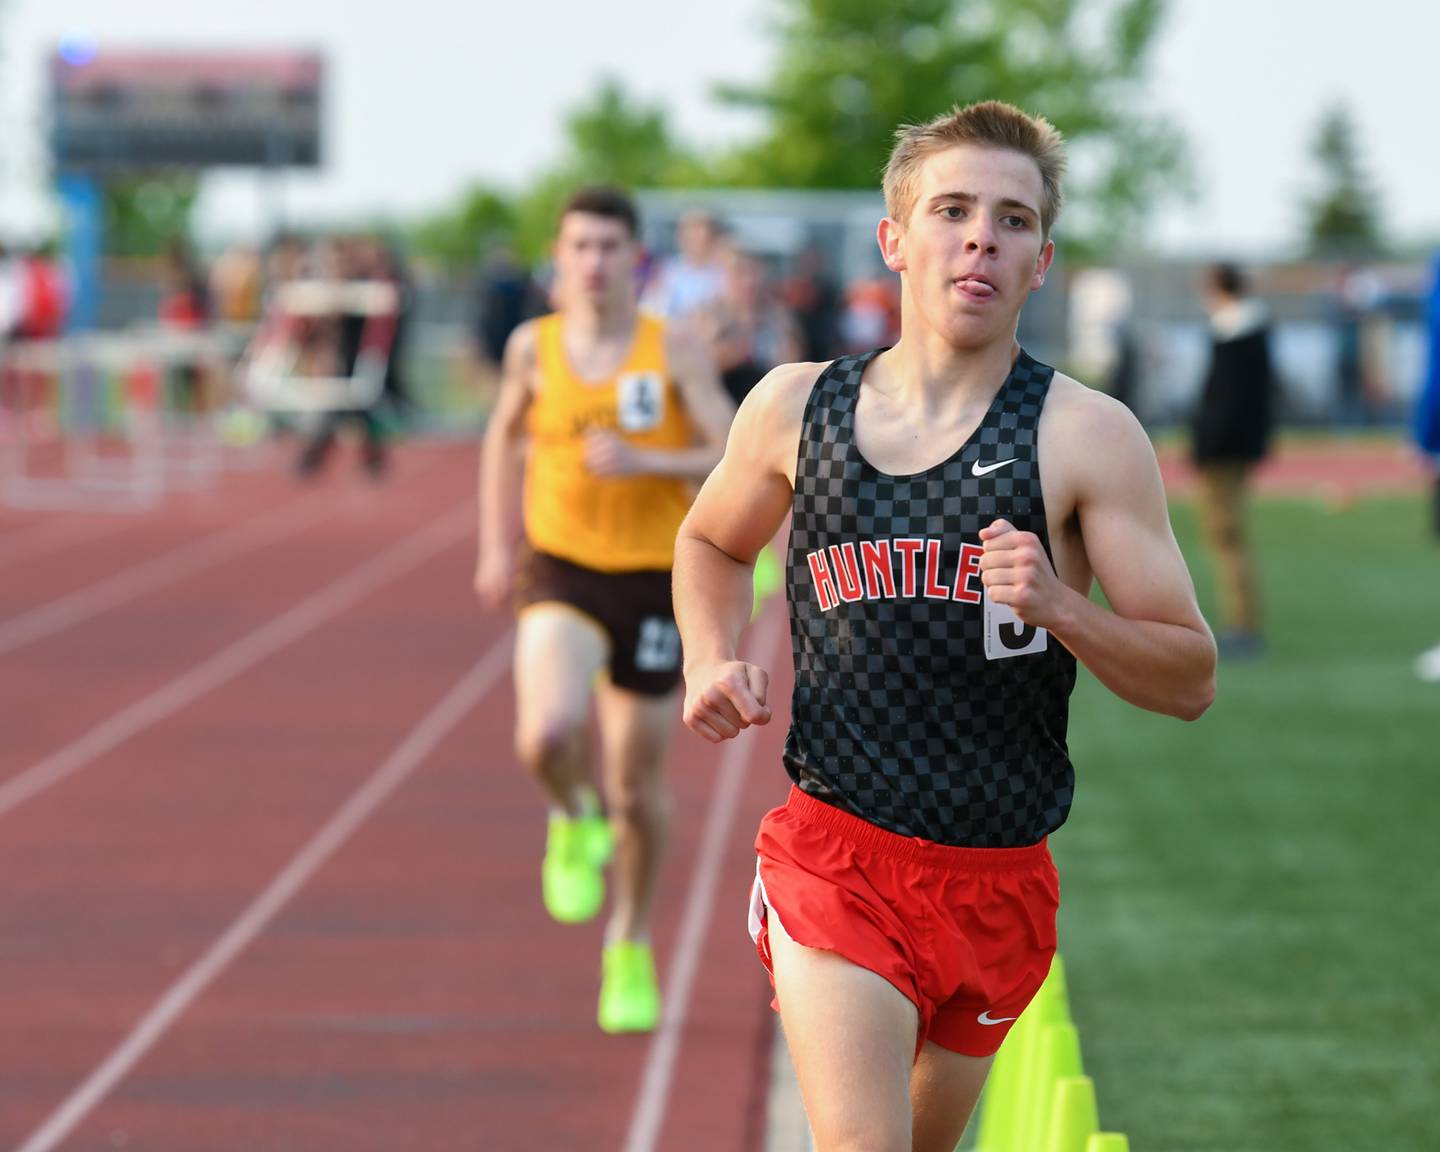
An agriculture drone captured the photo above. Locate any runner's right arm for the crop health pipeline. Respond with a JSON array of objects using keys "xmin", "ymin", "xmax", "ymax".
[
  {"xmin": 474, "ymin": 321, "xmax": 537, "ymax": 611},
  {"xmin": 673, "ymin": 361, "xmax": 818, "ymax": 742}
]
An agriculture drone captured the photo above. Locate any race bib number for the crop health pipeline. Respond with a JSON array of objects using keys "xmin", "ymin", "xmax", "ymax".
[
  {"xmin": 983, "ymin": 591, "xmax": 1048, "ymax": 661},
  {"xmin": 635, "ymin": 616, "xmax": 681, "ymax": 672},
  {"xmin": 617, "ymin": 372, "xmax": 664, "ymax": 432}
]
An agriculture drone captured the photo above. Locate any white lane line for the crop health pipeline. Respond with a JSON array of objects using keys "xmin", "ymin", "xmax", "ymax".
[
  {"xmin": 622, "ymin": 604, "xmax": 787, "ymax": 1152},
  {"xmin": 11, "ymin": 634, "xmax": 512, "ymax": 1152},
  {"xmin": 0, "ymin": 502, "xmax": 474, "ymax": 822},
  {"xmin": 0, "ymin": 442, "xmax": 451, "ymax": 644},
  {"xmin": 0, "ymin": 495, "xmax": 337, "ymax": 656},
  {"xmin": 0, "ymin": 518, "xmax": 135, "ymax": 573}
]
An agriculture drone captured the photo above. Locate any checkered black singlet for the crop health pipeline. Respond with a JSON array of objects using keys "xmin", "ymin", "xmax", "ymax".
[{"xmin": 783, "ymin": 349, "xmax": 1077, "ymax": 848}]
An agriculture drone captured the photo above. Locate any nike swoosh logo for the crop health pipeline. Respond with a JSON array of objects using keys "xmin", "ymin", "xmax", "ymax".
[
  {"xmin": 972, "ymin": 458, "xmax": 1018, "ymax": 477},
  {"xmin": 977, "ymin": 1010, "xmax": 1019, "ymax": 1025}
]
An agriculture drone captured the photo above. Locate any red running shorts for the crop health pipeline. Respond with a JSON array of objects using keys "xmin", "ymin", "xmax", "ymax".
[{"xmin": 748, "ymin": 785, "xmax": 1059, "ymax": 1058}]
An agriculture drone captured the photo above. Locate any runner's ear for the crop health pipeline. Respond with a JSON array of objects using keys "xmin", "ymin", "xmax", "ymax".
[{"xmin": 877, "ymin": 217, "xmax": 906, "ymax": 275}]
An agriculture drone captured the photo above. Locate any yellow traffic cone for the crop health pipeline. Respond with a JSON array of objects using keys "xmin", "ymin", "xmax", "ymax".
[
  {"xmin": 977, "ymin": 956, "xmax": 1069, "ymax": 1152},
  {"xmin": 1018, "ymin": 1022, "xmax": 1083, "ymax": 1152},
  {"xmin": 1044, "ymin": 952, "xmax": 1069, "ymax": 1011},
  {"xmin": 975, "ymin": 1013, "xmax": 1032, "ymax": 1151},
  {"xmin": 1042, "ymin": 1075, "xmax": 1099, "ymax": 1152}
]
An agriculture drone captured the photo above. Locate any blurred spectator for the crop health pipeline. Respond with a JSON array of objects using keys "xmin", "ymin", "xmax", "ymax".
[
  {"xmin": 1419, "ymin": 252, "xmax": 1440, "ymax": 527},
  {"xmin": 474, "ymin": 246, "xmax": 542, "ymax": 368},
  {"xmin": 159, "ymin": 241, "xmax": 214, "ymax": 413},
  {"xmin": 778, "ymin": 244, "xmax": 839, "ymax": 360},
  {"xmin": 0, "ymin": 242, "xmax": 19, "ymax": 338},
  {"xmin": 294, "ymin": 234, "xmax": 406, "ymax": 479},
  {"xmin": 159, "ymin": 241, "xmax": 211, "ymax": 330},
  {"xmin": 838, "ymin": 266, "xmax": 901, "ymax": 354},
  {"xmin": 0, "ymin": 243, "xmax": 18, "ymax": 430},
  {"xmin": 286, "ymin": 235, "xmax": 343, "ymax": 383},
  {"xmin": 1190, "ymin": 262, "xmax": 1277, "ymax": 659},
  {"xmin": 1108, "ymin": 320, "xmax": 1142, "ymax": 414},
  {"xmin": 306, "ymin": 235, "xmax": 345, "ymax": 282},
  {"xmin": 12, "ymin": 243, "xmax": 68, "ymax": 341},
  {"xmin": 335, "ymin": 236, "xmax": 377, "ymax": 394},
  {"xmin": 361, "ymin": 235, "xmax": 415, "ymax": 419},
  {"xmin": 209, "ymin": 243, "xmax": 263, "ymax": 325},
  {"xmin": 641, "ymin": 208, "xmax": 729, "ymax": 328},
  {"xmin": 710, "ymin": 247, "xmax": 803, "ymax": 406},
  {"xmin": 265, "ymin": 233, "xmax": 306, "ymax": 291},
  {"xmin": 1413, "ymin": 251, "xmax": 1440, "ymax": 682},
  {"xmin": 0, "ymin": 242, "xmax": 67, "ymax": 435},
  {"xmin": 1331, "ymin": 264, "xmax": 1384, "ymax": 426}
]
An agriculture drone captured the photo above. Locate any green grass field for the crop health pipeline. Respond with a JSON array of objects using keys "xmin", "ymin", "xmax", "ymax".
[{"xmin": 1047, "ymin": 494, "xmax": 1439, "ymax": 1151}]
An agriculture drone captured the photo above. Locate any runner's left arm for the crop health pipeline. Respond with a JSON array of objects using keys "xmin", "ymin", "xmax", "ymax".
[{"xmin": 979, "ymin": 390, "xmax": 1217, "ymax": 720}]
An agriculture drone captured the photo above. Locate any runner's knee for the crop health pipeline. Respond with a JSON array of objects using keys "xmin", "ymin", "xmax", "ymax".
[
  {"xmin": 515, "ymin": 721, "xmax": 584, "ymax": 773},
  {"xmin": 607, "ymin": 779, "xmax": 671, "ymax": 830}
]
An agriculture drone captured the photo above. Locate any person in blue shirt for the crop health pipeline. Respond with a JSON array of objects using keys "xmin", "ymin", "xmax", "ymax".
[{"xmin": 1414, "ymin": 252, "xmax": 1440, "ymax": 681}]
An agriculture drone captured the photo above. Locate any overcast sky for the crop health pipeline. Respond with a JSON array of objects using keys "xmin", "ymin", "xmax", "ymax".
[{"xmin": 0, "ymin": 0, "xmax": 1432, "ymax": 257}]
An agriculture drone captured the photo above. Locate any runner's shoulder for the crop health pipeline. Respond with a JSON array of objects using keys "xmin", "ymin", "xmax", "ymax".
[
  {"xmin": 1044, "ymin": 369, "xmax": 1145, "ymax": 439},
  {"xmin": 741, "ymin": 359, "xmax": 830, "ymax": 427},
  {"xmin": 498, "ymin": 318, "xmax": 544, "ymax": 391},
  {"xmin": 722, "ymin": 360, "xmax": 828, "ymax": 470},
  {"xmin": 1040, "ymin": 369, "xmax": 1157, "ymax": 480},
  {"xmin": 504, "ymin": 316, "xmax": 541, "ymax": 361}
]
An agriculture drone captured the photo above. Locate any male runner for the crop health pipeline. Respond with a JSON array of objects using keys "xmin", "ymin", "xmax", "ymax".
[
  {"xmin": 476, "ymin": 187, "xmax": 734, "ymax": 1033},
  {"xmin": 673, "ymin": 102, "xmax": 1216, "ymax": 1149}
]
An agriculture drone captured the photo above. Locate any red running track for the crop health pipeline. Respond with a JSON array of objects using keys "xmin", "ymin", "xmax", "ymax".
[
  {"xmin": 0, "ymin": 441, "xmax": 791, "ymax": 1152},
  {"xmin": 1156, "ymin": 436, "xmax": 1432, "ymax": 500}
]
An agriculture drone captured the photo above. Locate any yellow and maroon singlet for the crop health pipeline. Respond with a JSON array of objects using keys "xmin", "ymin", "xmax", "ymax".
[{"xmin": 523, "ymin": 312, "xmax": 694, "ymax": 572}]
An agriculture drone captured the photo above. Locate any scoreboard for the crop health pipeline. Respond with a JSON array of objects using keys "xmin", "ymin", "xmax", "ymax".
[{"xmin": 50, "ymin": 48, "xmax": 323, "ymax": 171}]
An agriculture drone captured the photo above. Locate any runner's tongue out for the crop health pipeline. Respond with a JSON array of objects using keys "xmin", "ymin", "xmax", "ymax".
[{"xmin": 957, "ymin": 277, "xmax": 996, "ymax": 299}]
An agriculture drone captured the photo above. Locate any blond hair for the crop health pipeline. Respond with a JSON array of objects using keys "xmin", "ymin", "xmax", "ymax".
[{"xmin": 883, "ymin": 101, "xmax": 1067, "ymax": 237}]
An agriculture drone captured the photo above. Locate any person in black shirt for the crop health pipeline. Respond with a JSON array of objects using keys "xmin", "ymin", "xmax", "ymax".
[
  {"xmin": 475, "ymin": 246, "xmax": 542, "ymax": 368},
  {"xmin": 1190, "ymin": 262, "xmax": 1276, "ymax": 658}
]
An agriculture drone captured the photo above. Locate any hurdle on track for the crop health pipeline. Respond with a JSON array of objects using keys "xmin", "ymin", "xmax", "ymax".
[
  {"xmin": 0, "ymin": 326, "xmax": 253, "ymax": 511},
  {"xmin": 238, "ymin": 279, "xmax": 400, "ymax": 417}
]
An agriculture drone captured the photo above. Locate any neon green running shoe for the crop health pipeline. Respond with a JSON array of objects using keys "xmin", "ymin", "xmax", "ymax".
[
  {"xmin": 598, "ymin": 941, "xmax": 661, "ymax": 1034},
  {"xmin": 583, "ymin": 811, "xmax": 614, "ymax": 870},
  {"xmin": 542, "ymin": 813, "xmax": 605, "ymax": 924}
]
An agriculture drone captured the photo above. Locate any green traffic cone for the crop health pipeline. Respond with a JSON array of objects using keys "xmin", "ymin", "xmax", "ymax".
[
  {"xmin": 1027, "ymin": 956, "xmax": 1073, "ymax": 1035},
  {"xmin": 1086, "ymin": 1135, "xmax": 1130, "ymax": 1152},
  {"xmin": 975, "ymin": 1012, "xmax": 1032, "ymax": 1152},
  {"xmin": 1037, "ymin": 1022, "xmax": 1085, "ymax": 1084},
  {"xmin": 1017, "ymin": 1022, "xmax": 1084, "ymax": 1152},
  {"xmin": 976, "ymin": 956, "xmax": 1071, "ymax": 1152},
  {"xmin": 1045, "ymin": 953, "xmax": 1069, "ymax": 1015},
  {"xmin": 1042, "ymin": 1076, "xmax": 1099, "ymax": 1152}
]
